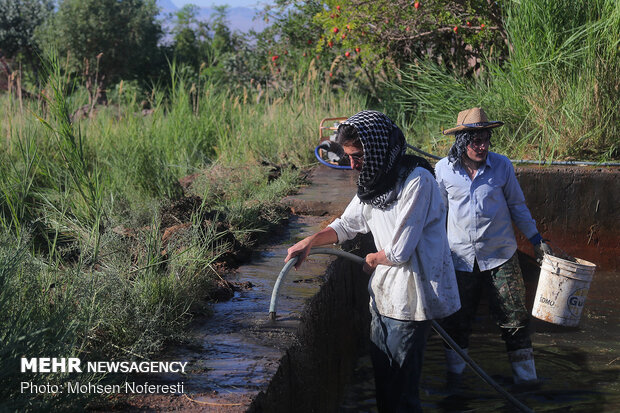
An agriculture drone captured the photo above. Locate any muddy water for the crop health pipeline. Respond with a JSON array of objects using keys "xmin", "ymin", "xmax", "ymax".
[
  {"xmin": 340, "ymin": 268, "xmax": 620, "ymax": 412},
  {"xmin": 150, "ymin": 215, "xmax": 337, "ymax": 407}
]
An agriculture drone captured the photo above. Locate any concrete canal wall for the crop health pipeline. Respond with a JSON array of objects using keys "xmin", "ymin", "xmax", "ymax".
[
  {"xmin": 515, "ymin": 166, "xmax": 619, "ymax": 271},
  {"xmin": 248, "ymin": 165, "xmax": 619, "ymax": 412},
  {"xmin": 249, "ymin": 236, "xmax": 374, "ymax": 413}
]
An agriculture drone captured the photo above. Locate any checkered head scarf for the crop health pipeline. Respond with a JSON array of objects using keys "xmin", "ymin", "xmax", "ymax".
[{"xmin": 339, "ymin": 110, "xmax": 434, "ymax": 210}]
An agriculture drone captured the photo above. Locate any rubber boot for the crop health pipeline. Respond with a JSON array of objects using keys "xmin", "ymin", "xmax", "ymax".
[
  {"xmin": 508, "ymin": 348, "xmax": 539, "ymax": 387},
  {"xmin": 445, "ymin": 347, "xmax": 467, "ymax": 394}
]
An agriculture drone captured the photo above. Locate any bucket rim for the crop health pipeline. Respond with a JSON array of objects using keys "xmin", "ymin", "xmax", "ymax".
[{"xmin": 543, "ymin": 253, "xmax": 596, "ymax": 269}]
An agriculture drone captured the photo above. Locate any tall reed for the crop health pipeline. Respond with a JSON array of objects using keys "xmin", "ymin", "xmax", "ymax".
[
  {"xmin": 390, "ymin": 0, "xmax": 620, "ymax": 161},
  {"xmin": 0, "ymin": 55, "xmax": 366, "ymax": 410}
]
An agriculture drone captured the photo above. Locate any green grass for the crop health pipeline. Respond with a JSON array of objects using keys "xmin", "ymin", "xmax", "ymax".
[
  {"xmin": 389, "ymin": 0, "xmax": 620, "ymax": 162},
  {"xmin": 0, "ymin": 55, "xmax": 367, "ymax": 411}
]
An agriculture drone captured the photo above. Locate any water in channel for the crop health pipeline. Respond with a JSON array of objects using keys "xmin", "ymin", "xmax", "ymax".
[
  {"xmin": 340, "ymin": 269, "xmax": 620, "ymax": 412},
  {"xmin": 149, "ymin": 215, "xmax": 337, "ymax": 408}
]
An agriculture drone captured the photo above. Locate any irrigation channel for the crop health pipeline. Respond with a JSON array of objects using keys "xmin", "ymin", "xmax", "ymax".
[{"xmin": 127, "ymin": 165, "xmax": 619, "ymax": 412}]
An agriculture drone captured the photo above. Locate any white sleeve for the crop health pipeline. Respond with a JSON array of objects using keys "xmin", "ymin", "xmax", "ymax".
[
  {"xmin": 327, "ymin": 196, "xmax": 370, "ymax": 243},
  {"xmin": 382, "ymin": 172, "xmax": 431, "ymax": 265}
]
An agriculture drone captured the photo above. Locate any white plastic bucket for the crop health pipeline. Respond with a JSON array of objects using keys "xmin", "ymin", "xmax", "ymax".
[{"xmin": 532, "ymin": 254, "xmax": 596, "ymax": 327}]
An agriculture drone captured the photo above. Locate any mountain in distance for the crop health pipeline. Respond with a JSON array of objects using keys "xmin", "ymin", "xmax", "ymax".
[
  {"xmin": 156, "ymin": 0, "xmax": 269, "ymax": 33},
  {"xmin": 157, "ymin": 0, "xmax": 178, "ymax": 14}
]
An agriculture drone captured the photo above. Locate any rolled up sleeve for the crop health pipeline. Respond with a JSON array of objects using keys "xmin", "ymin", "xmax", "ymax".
[{"xmin": 328, "ymin": 196, "xmax": 370, "ymax": 243}]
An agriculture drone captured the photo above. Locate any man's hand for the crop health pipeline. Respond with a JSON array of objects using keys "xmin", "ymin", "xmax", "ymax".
[
  {"xmin": 534, "ymin": 241, "xmax": 552, "ymax": 264},
  {"xmin": 363, "ymin": 250, "xmax": 394, "ymax": 274},
  {"xmin": 284, "ymin": 227, "xmax": 339, "ymax": 270},
  {"xmin": 285, "ymin": 236, "xmax": 314, "ymax": 270}
]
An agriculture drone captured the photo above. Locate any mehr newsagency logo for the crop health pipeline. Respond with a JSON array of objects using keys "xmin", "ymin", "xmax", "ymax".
[{"xmin": 20, "ymin": 357, "xmax": 186, "ymax": 395}]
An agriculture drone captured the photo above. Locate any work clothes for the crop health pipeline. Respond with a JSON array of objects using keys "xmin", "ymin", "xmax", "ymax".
[
  {"xmin": 435, "ymin": 152, "xmax": 539, "ymax": 272},
  {"xmin": 328, "ymin": 110, "xmax": 459, "ymax": 411},
  {"xmin": 435, "ymin": 152, "xmax": 539, "ymax": 384},
  {"xmin": 369, "ymin": 306, "xmax": 431, "ymax": 413},
  {"xmin": 329, "ymin": 167, "xmax": 461, "ymax": 321},
  {"xmin": 439, "ymin": 254, "xmax": 532, "ymax": 351}
]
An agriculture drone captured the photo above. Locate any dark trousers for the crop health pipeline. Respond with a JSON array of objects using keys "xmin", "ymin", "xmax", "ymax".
[
  {"xmin": 439, "ymin": 253, "xmax": 532, "ymax": 352},
  {"xmin": 369, "ymin": 307, "xmax": 432, "ymax": 413}
]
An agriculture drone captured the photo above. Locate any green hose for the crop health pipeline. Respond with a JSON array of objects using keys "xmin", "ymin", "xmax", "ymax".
[{"xmin": 269, "ymin": 247, "xmax": 534, "ymax": 413}]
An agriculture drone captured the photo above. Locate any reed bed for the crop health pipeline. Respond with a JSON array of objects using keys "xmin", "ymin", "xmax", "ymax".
[
  {"xmin": 390, "ymin": 0, "xmax": 619, "ymax": 162},
  {"xmin": 0, "ymin": 57, "xmax": 366, "ymax": 410}
]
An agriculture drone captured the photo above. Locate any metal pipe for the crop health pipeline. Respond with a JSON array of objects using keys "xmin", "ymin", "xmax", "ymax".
[
  {"xmin": 269, "ymin": 248, "xmax": 534, "ymax": 413},
  {"xmin": 510, "ymin": 159, "xmax": 620, "ymax": 166},
  {"xmin": 406, "ymin": 144, "xmax": 442, "ymax": 160}
]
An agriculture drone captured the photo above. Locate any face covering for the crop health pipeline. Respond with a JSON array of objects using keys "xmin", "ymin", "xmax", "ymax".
[
  {"xmin": 448, "ymin": 129, "xmax": 493, "ymax": 167},
  {"xmin": 340, "ymin": 110, "xmax": 434, "ymax": 209}
]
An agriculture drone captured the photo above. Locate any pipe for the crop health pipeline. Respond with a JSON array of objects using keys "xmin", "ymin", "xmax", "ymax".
[
  {"xmin": 406, "ymin": 144, "xmax": 442, "ymax": 160},
  {"xmin": 314, "ymin": 145, "xmax": 351, "ymax": 170},
  {"xmin": 319, "ymin": 141, "xmax": 617, "ymax": 168},
  {"xmin": 269, "ymin": 247, "xmax": 359, "ymax": 318},
  {"xmin": 510, "ymin": 159, "xmax": 620, "ymax": 166},
  {"xmin": 269, "ymin": 248, "xmax": 534, "ymax": 413},
  {"xmin": 407, "ymin": 144, "xmax": 620, "ymax": 166}
]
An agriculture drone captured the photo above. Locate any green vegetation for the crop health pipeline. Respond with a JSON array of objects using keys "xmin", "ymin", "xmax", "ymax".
[
  {"xmin": 0, "ymin": 0, "xmax": 618, "ymax": 410},
  {"xmin": 0, "ymin": 52, "xmax": 365, "ymax": 410},
  {"xmin": 390, "ymin": 0, "xmax": 620, "ymax": 161}
]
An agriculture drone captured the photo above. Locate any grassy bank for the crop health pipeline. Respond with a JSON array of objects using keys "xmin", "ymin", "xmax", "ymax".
[
  {"xmin": 0, "ymin": 58, "xmax": 366, "ymax": 411},
  {"xmin": 390, "ymin": 0, "xmax": 619, "ymax": 162}
]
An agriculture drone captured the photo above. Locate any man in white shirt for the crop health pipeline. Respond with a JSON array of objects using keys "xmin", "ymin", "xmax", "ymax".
[
  {"xmin": 286, "ymin": 110, "xmax": 460, "ymax": 412},
  {"xmin": 435, "ymin": 107, "xmax": 552, "ymax": 390}
]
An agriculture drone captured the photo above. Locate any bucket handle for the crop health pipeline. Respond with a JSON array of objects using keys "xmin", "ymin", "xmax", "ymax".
[{"xmin": 543, "ymin": 239, "xmax": 577, "ymax": 264}]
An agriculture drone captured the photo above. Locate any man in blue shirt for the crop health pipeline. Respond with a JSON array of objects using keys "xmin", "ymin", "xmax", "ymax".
[{"xmin": 435, "ymin": 108, "xmax": 551, "ymax": 389}]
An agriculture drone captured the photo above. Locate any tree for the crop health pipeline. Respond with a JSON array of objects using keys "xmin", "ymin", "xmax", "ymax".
[
  {"xmin": 41, "ymin": 0, "xmax": 163, "ymax": 89},
  {"xmin": 313, "ymin": 0, "xmax": 508, "ymax": 78},
  {"xmin": 171, "ymin": 5, "xmax": 210, "ymax": 69},
  {"xmin": 0, "ymin": 0, "xmax": 54, "ymax": 76},
  {"xmin": 253, "ymin": 0, "xmax": 344, "ymax": 86}
]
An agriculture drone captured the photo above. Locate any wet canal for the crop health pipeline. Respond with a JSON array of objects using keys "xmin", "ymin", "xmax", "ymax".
[
  {"xmin": 133, "ymin": 213, "xmax": 344, "ymax": 411},
  {"xmin": 131, "ymin": 166, "xmax": 618, "ymax": 412}
]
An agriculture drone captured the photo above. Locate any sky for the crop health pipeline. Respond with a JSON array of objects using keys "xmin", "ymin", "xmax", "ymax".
[{"xmin": 171, "ymin": 0, "xmax": 270, "ymax": 8}]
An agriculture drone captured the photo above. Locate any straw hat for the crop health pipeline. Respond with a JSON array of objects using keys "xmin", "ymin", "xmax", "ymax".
[{"xmin": 442, "ymin": 107, "xmax": 504, "ymax": 135}]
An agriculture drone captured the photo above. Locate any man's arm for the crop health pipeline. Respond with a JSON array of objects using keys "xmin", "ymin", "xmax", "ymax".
[
  {"xmin": 502, "ymin": 158, "xmax": 538, "ymax": 238},
  {"xmin": 501, "ymin": 158, "xmax": 551, "ymax": 262},
  {"xmin": 364, "ymin": 250, "xmax": 395, "ymax": 274},
  {"xmin": 285, "ymin": 227, "xmax": 339, "ymax": 269}
]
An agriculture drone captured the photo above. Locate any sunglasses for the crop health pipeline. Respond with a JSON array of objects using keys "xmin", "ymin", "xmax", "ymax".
[
  {"xmin": 346, "ymin": 153, "xmax": 364, "ymax": 164},
  {"xmin": 469, "ymin": 137, "xmax": 491, "ymax": 148}
]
